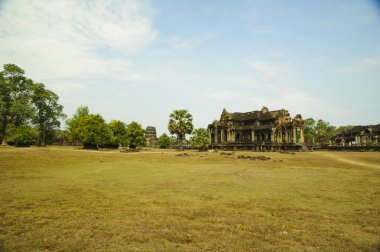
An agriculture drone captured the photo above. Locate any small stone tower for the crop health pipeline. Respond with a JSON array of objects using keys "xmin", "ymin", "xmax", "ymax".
[{"xmin": 145, "ymin": 126, "xmax": 158, "ymax": 147}]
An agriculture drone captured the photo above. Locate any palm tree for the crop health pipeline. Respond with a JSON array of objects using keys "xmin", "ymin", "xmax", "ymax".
[{"xmin": 168, "ymin": 109, "xmax": 194, "ymax": 150}]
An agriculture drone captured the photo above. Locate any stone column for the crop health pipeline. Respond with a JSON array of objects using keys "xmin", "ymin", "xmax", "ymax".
[
  {"xmin": 270, "ymin": 129, "xmax": 275, "ymax": 142},
  {"xmin": 208, "ymin": 128, "xmax": 212, "ymax": 144},
  {"xmin": 220, "ymin": 129, "xmax": 224, "ymax": 143},
  {"xmin": 278, "ymin": 128, "xmax": 282, "ymax": 143},
  {"xmin": 251, "ymin": 130, "xmax": 255, "ymax": 142},
  {"xmin": 300, "ymin": 128, "xmax": 304, "ymax": 144},
  {"xmin": 214, "ymin": 127, "xmax": 218, "ymax": 144},
  {"xmin": 292, "ymin": 128, "xmax": 296, "ymax": 143},
  {"xmin": 284, "ymin": 129, "xmax": 288, "ymax": 143}
]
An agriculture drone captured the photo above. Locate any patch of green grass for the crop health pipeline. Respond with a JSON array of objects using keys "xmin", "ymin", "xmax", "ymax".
[{"xmin": 0, "ymin": 146, "xmax": 379, "ymax": 251}]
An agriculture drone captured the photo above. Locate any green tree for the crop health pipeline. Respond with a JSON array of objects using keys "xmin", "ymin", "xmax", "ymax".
[
  {"xmin": 190, "ymin": 128, "xmax": 209, "ymax": 151},
  {"xmin": 314, "ymin": 119, "xmax": 336, "ymax": 145},
  {"xmin": 304, "ymin": 118, "xmax": 316, "ymax": 144},
  {"xmin": 170, "ymin": 136, "xmax": 177, "ymax": 147},
  {"xmin": 125, "ymin": 122, "xmax": 145, "ymax": 149},
  {"xmin": 46, "ymin": 128, "xmax": 66, "ymax": 145},
  {"xmin": 335, "ymin": 125, "xmax": 353, "ymax": 135},
  {"xmin": 5, "ymin": 124, "xmax": 37, "ymax": 147},
  {"xmin": 109, "ymin": 120, "xmax": 127, "ymax": 147},
  {"xmin": 31, "ymin": 83, "xmax": 66, "ymax": 146},
  {"xmin": 65, "ymin": 106, "xmax": 89, "ymax": 145},
  {"xmin": 0, "ymin": 64, "xmax": 33, "ymax": 144},
  {"xmin": 157, "ymin": 133, "xmax": 171, "ymax": 148},
  {"xmin": 168, "ymin": 109, "xmax": 193, "ymax": 150},
  {"xmin": 76, "ymin": 114, "xmax": 114, "ymax": 149}
]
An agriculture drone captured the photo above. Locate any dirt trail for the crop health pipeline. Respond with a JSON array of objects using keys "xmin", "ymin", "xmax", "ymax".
[{"xmin": 315, "ymin": 152, "xmax": 380, "ymax": 170}]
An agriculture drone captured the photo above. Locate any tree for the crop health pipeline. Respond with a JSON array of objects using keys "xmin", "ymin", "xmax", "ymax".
[
  {"xmin": 65, "ymin": 106, "xmax": 90, "ymax": 145},
  {"xmin": 5, "ymin": 124, "xmax": 37, "ymax": 147},
  {"xmin": 125, "ymin": 121, "xmax": 145, "ymax": 149},
  {"xmin": 168, "ymin": 109, "xmax": 193, "ymax": 150},
  {"xmin": 109, "ymin": 120, "xmax": 127, "ymax": 147},
  {"xmin": 190, "ymin": 128, "xmax": 209, "ymax": 151},
  {"xmin": 157, "ymin": 133, "xmax": 171, "ymax": 148},
  {"xmin": 314, "ymin": 119, "xmax": 336, "ymax": 145},
  {"xmin": 304, "ymin": 118, "xmax": 316, "ymax": 144},
  {"xmin": 31, "ymin": 83, "xmax": 66, "ymax": 146},
  {"xmin": 335, "ymin": 125, "xmax": 353, "ymax": 135},
  {"xmin": 170, "ymin": 136, "xmax": 177, "ymax": 147},
  {"xmin": 76, "ymin": 114, "xmax": 114, "ymax": 149},
  {"xmin": 0, "ymin": 64, "xmax": 33, "ymax": 144}
]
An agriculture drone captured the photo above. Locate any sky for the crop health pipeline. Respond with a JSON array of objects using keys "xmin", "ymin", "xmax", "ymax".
[{"xmin": 1, "ymin": 0, "xmax": 379, "ymax": 136}]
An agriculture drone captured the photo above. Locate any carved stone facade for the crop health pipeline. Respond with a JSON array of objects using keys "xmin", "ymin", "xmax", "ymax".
[
  {"xmin": 208, "ymin": 107, "xmax": 304, "ymax": 150},
  {"xmin": 145, "ymin": 126, "xmax": 158, "ymax": 148},
  {"xmin": 331, "ymin": 125, "xmax": 380, "ymax": 146}
]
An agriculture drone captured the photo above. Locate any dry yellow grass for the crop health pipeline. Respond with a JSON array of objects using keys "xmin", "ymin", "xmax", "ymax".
[{"xmin": 0, "ymin": 146, "xmax": 379, "ymax": 251}]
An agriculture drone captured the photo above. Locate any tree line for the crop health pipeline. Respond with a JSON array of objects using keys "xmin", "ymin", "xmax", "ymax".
[
  {"xmin": 64, "ymin": 105, "xmax": 146, "ymax": 149},
  {"xmin": 64, "ymin": 107, "xmax": 209, "ymax": 150},
  {"xmin": 1, "ymin": 63, "xmax": 350, "ymax": 149},
  {"xmin": 303, "ymin": 118, "xmax": 353, "ymax": 146},
  {"xmin": 0, "ymin": 64, "xmax": 209, "ymax": 150},
  {"xmin": 0, "ymin": 64, "xmax": 65, "ymax": 146}
]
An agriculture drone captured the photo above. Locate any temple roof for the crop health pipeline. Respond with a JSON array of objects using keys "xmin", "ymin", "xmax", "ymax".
[
  {"xmin": 222, "ymin": 107, "xmax": 289, "ymax": 121},
  {"xmin": 348, "ymin": 124, "xmax": 380, "ymax": 134}
]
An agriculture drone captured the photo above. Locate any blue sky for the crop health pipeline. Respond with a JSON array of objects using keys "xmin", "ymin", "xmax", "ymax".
[{"xmin": 1, "ymin": 0, "xmax": 379, "ymax": 135}]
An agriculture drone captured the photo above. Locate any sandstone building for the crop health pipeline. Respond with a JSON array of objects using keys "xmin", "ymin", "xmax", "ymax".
[
  {"xmin": 331, "ymin": 125, "xmax": 380, "ymax": 146},
  {"xmin": 145, "ymin": 126, "xmax": 158, "ymax": 148},
  {"xmin": 208, "ymin": 107, "xmax": 305, "ymax": 150}
]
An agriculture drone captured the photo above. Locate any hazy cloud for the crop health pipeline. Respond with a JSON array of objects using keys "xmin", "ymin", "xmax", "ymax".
[
  {"xmin": 340, "ymin": 55, "xmax": 380, "ymax": 73},
  {"xmin": 248, "ymin": 60, "xmax": 290, "ymax": 80},
  {"xmin": 169, "ymin": 34, "xmax": 213, "ymax": 50},
  {"xmin": 0, "ymin": 0, "xmax": 157, "ymax": 90},
  {"xmin": 203, "ymin": 90, "xmax": 243, "ymax": 100}
]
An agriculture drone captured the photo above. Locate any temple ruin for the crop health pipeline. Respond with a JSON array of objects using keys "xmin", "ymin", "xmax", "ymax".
[
  {"xmin": 145, "ymin": 126, "xmax": 158, "ymax": 148},
  {"xmin": 208, "ymin": 107, "xmax": 305, "ymax": 150},
  {"xmin": 331, "ymin": 125, "xmax": 380, "ymax": 146}
]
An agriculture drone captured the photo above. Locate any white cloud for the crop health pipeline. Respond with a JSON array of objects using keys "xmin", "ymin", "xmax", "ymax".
[
  {"xmin": 0, "ymin": 0, "xmax": 157, "ymax": 90},
  {"xmin": 49, "ymin": 82, "xmax": 88, "ymax": 93},
  {"xmin": 339, "ymin": 55, "xmax": 380, "ymax": 73},
  {"xmin": 248, "ymin": 60, "xmax": 290, "ymax": 80},
  {"xmin": 169, "ymin": 34, "xmax": 213, "ymax": 50},
  {"xmin": 117, "ymin": 86, "xmax": 129, "ymax": 97},
  {"xmin": 203, "ymin": 90, "xmax": 243, "ymax": 100},
  {"xmin": 360, "ymin": 57, "xmax": 380, "ymax": 66}
]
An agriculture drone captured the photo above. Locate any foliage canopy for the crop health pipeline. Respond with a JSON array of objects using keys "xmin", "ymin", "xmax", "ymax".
[{"xmin": 168, "ymin": 109, "xmax": 193, "ymax": 149}]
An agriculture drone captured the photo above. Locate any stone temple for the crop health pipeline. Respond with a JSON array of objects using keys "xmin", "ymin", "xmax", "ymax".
[
  {"xmin": 208, "ymin": 107, "xmax": 305, "ymax": 150},
  {"xmin": 145, "ymin": 126, "xmax": 158, "ymax": 148},
  {"xmin": 331, "ymin": 125, "xmax": 380, "ymax": 146}
]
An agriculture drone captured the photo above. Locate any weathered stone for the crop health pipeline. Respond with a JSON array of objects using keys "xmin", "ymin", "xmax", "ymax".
[
  {"xmin": 145, "ymin": 126, "xmax": 158, "ymax": 148},
  {"xmin": 208, "ymin": 106, "xmax": 304, "ymax": 151}
]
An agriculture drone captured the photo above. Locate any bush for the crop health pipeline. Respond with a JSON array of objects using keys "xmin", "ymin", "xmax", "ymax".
[
  {"xmin": 158, "ymin": 133, "xmax": 171, "ymax": 148},
  {"xmin": 6, "ymin": 125, "xmax": 37, "ymax": 147},
  {"xmin": 190, "ymin": 128, "xmax": 209, "ymax": 151}
]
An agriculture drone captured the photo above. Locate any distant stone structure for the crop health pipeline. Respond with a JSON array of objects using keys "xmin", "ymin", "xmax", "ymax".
[
  {"xmin": 145, "ymin": 126, "xmax": 158, "ymax": 148},
  {"xmin": 208, "ymin": 107, "xmax": 304, "ymax": 150},
  {"xmin": 331, "ymin": 125, "xmax": 380, "ymax": 146}
]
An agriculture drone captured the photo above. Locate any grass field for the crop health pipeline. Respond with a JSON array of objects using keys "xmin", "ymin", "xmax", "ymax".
[{"xmin": 0, "ymin": 146, "xmax": 379, "ymax": 251}]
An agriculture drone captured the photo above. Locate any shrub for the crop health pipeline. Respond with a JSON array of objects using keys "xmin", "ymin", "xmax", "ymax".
[
  {"xmin": 6, "ymin": 125, "xmax": 37, "ymax": 147},
  {"xmin": 158, "ymin": 133, "xmax": 171, "ymax": 148}
]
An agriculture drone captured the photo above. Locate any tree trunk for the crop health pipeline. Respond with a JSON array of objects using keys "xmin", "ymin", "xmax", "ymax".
[
  {"xmin": 42, "ymin": 130, "xmax": 46, "ymax": 147},
  {"xmin": 39, "ymin": 129, "xmax": 46, "ymax": 147},
  {"xmin": 0, "ymin": 122, "xmax": 7, "ymax": 145},
  {"xmin": 178, "ymin": 134, "xmax": 183, "ymax": 150}
]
